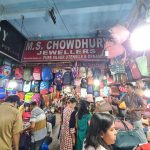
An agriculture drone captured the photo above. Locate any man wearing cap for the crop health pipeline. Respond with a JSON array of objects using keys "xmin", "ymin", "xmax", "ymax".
[{"xmin": 0, "ymin": 95, "xmax": 23, "ymax": 150}]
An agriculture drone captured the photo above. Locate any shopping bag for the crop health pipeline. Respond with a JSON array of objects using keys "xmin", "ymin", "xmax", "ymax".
[{"xmin": 114, "ymin": 121, "xmax": 146, "ymax": 150}]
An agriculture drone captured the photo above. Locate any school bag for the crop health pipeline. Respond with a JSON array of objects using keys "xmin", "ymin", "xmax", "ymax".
[
  {"xmin": 16, "ymin": 80, "xmax": 24, "ymax": 92},
  {"xmin": 23, "ymin": 81, "xmax": 31, "ymax": 93},
  {"xmin": 93, "ymin": 91, "xmax": 100, "ymax": 97},
  {"xmin": 31, "ymin": 80, "xmax": 40, "ymax": 93},
  {"xmin": 23, "ymin": 68, "xmax": 32, "ymax": 81},
  {"xmin": 80, "ymin": 78, "xmax": 87, "ymax": 89},
  {"xmin": 79, "ymin": 67, "xmax": 87, "ymax": 78},
  {"xmin": 0, "ymin": 65, "xmax": 11, "ymax": 79},
  {"xmin": 6, "ymin": 80, "xmax": 18, "ymax": 91},
  {"xmin": 80, "ymin": 88, "xmax": 87, "ymax": 98},
  {"xmin": 33, "ymin": 66, "xmax": 41, "ymax": 80},
  {"xmin": 93, "ymin": 68, "xmax": 101, "ymax": 79},
  {"xmin": 87, "ymin": 77, "xmax": 94, "ymax": 85},
  {"xmin": 0, "ymin": 87, "xmax": 6, "ymax": 99},
  {"xmin": 62, "ymin": 71, "xmax": 73, "ymax": 85},
  {"xmin": 129, "ymin": 62, "xmax": 141, "ymax": 80},
  {"xmin": 87, "ymin": 68, "xmax": 93, "ymax": 77},
  {"xmin": 15, "ymin": 67, "xmax": 24, "ymax": 80},
  {"xmin": 40, "ymin": 81, "xmax": 50, "ymax": 94},
  {"xmin": 6, "ymin": 90, "xmax": 17, "ymax": 96},
  {"xmin": 24, "ymin": 92, "xmax": 34, "ymax": 103},
  {"xmin": 17, "ymin": 92, "xmax": 25, "ymax": 101},
  {"xmin": 32, "ymin": 93, "xmax": 41, "ymax": 106},
  {"xmin": 87, "ymin": 85, "xmax": 93, "ymax": 94},
  {"xmin": 42, "ymin": 66, "xmax": 53, "ymax": 81},
  {"xmin": 54, "ymin": 71, "xmax": 63, "ymax": 85}
]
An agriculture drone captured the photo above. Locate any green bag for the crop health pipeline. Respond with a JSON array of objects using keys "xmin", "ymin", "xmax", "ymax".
[
  {"xmin": 136, "ymin": 56, "xmax": 149, "ymax": 76},
  {"xmin": 114, "ymin": 121, "xmax": 147, "ymax": 150}
]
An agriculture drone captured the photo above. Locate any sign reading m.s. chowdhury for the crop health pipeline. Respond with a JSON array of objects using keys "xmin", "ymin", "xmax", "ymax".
[{"xmin": 22, "ymin": 38, "xmax": 105, "ymax": 62}]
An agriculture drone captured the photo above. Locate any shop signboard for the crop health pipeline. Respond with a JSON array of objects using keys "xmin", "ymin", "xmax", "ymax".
[
  {"xmin": 22, "ymin": 38, "xmax": 106, "ymax": 62},
  {"xmin": 0, "ymin": 21, "xmax": 27, "ymax": 61}
]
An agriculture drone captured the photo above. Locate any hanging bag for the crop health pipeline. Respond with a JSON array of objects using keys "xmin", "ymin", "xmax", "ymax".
[
  {"xmin": 136, "ymin": 56, "xmax": 149, "ymax": 76},
  {"xmin": 114, "ymin": 120, "xmax": 147, "ymax": 150}
]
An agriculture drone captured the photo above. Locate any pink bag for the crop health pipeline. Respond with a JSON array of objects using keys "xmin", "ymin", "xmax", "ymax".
[
  {"xmin": 129, "ymin": 62, "xmax": 141, "ymax": 80},
  {"xmin": 109, "ymin": 24, "xmax": 130, "ymax": 44},
  {"xmin": 104, "ymin": 41, "xmax": 125, "ymax": 59}
]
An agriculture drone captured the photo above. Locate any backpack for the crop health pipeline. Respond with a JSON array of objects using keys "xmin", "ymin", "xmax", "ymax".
[
  {"xmin": 32, "ymin": 93, "xmax": 41, "ymax": 106},
  {"xmin": 31, "ymin": 80, "xmax": 40, "ymax": 93},
  {"xmin": 16, "ymin": 80, "xmax": 24, "ymax": 92},
  {"xmin": 79, "ymin": 67, "xmax": 87, "ymax": 78},
  {"xmin": 33, "ymin": 66, "xmax": 41, "ymax": 80},
  {"xmin": 23, "ymin": 81, "xmax": 31, "ymax": 93},
  {"xmin": 23, "ymin": 68, "xmax": 32, "ymax": 81},
  {"xmin": 24, "ymin": 92, "xmax": 34, "ymax": 103},
  {"xmin": 87, "ymin": 68, "xmax": 93, "ymax": 77},
  {"xmin": 62, "ymin": 71, "xmax": 73, "ymax": 85},
  {"xmin": 17, "ymin": 92, "xmax": 25, "ymax": 101},
  {"xmin": 87, "ymin": 85, "xmax": 93, "ymax": 94},
  {"xmin": 0, "ymin": 87, "xmax": 6, "ymax": 99},
  {"xmin": 0, "ymin": 65, "xmax": 11, "ymax": 79},
  {"xmin": 54, "ymin": 71, "xmax": 63, "ymax": 85},
  {"xmin": 6, "ymin": 90, "xmax": 17, "ymax": 96},
  {"xmin": 15, "ymin": 67, "xmax": 24, "ymax": 79},
  {"xmin": 93, "ymin": 68, "xmax": 101, "ymax": 79},
  {"xmin": 80, "ymin": 78, "xmax": 87, "ymax": 88},
  {"xmin": 40, "ymin": 81, "xmax": 50, "ymax": 94},
  {"xmin": 42, "ymin": 66, "xmax": 53, "ymax": 81},
  {"xmin": 6, "ymin": 80, "xmax": 18, "ymax": 91}
]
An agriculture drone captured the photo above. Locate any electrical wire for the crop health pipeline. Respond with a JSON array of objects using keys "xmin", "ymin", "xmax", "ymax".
[{"xmin": 49, "ymin": 0, "xmax": 72, "ymax": 37}]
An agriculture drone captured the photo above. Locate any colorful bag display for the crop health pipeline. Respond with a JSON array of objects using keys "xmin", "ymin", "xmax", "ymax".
[
  {"xmin": 0, "ymin": 87, "xmax": 6, "ymax": 99},
  {"xmin": 23, "ymin": 81, "xmax": 31, "ymax": 93},
  {"xmin": 31, "ymin": 80, "xmax": 40, "ymax": 93},
  {"xmin": 40, "ymin": 81, "xmax": 50, "ymax": 94},
  {"xmin": 32, "ymin": 93, "xmax": 41, "ymax": 106},
  {"xmin": 16, "ymin": 80, "xmax": 24, "ymax": 92},
  {"xmin": 136, "ymin": 56, "xmax": 149, "ymax": 76},
  {"xmin": 0, "ymin": 65, "xmax": 11, "ymax": 79},
  {"xmin": 24, "ymin": 92, "xmax": 34, "ymax": 103},
  {"xmin": 23, "ymin": 68, "xmax": 32, "ymax": 81},
  {"xmin": 129, "ymin": 62, "xmax": 141, "ymax": 80},
  {"xmin": 33, "ymin": 66, "xmax": 41, "ymax": 80},
  {"xmin": 15, "ymin": 67, "xmax": 24, "ymax": 79},
  {"xmin": 42, "ymin": 66, "xmax": 53, "ymax": 81}
]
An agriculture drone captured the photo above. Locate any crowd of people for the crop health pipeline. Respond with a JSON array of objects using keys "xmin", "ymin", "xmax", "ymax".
[{"xmin": 0, "ymin": 80, "xmax": 149, "ymax": 150}]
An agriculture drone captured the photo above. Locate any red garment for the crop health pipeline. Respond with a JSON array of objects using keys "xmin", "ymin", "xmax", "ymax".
[{"xmin": 60, "ymin": 107, "xmax": 75, "ymax": 150}]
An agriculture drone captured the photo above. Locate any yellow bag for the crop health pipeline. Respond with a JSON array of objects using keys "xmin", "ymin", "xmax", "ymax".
[{"xmin": 118, "ymin": 101, "xmax": 126, "ymax": 109}]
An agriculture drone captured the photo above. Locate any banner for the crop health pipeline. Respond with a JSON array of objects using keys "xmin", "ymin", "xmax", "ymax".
[
  {"xmin": 22, "ymin": 38, "xmax": 106, "ymax": 62},
  {"xmin": 0, "ymin": 21, "xmax": 27, "ymax": 61}
]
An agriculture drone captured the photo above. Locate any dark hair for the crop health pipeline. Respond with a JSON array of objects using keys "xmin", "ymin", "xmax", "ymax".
[
  {"xmin": 5, "ymin": 95, "xmax": 20, "ymax": 104},
  {"xmin": 67, "ymin": 97, "xmax": 77, "ymax": 104},
  {"xmin": 85, "ymin": 113, "xmax": 114, "ymax": 150},
  {"xmin": 78, "ymin": 100, "xmax": 90, "ymax": 120},
  {"xmin": 30, "ymin": 101, "xmax": 37, "ymax": 106},
  {"xmin": 125, "ymin": 83, "xmax": 134, "ymax": 88}
]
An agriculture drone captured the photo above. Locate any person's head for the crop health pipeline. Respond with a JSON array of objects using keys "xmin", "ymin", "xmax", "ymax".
[
  {"xmin": 78, "ymin": 100, "xmax": 90, "ymax": 119},
  {"xmin": 125, "ymin": 83, "xmax": 134, "ymax": 94},
  {"xmin": 67, "ymin": 97, "xmax": 77, "ymax": 109},
  {"xmin": 5, "ymin": 95, "xmax": 20, "ymax": 108},
  {"xmin": 30, "ymin": 101, "xmax": 37, "ymax": 111},
  {"xmin": 136, "ymin": 80, "xmax": 145, "ymax": 89},
  {"xmin": 85, "ymin": 113, "xmax": 117, "ymax": 149},
  {"xmin": 95, "ymin": 97, "xmax": 104, "ymax": 107}
]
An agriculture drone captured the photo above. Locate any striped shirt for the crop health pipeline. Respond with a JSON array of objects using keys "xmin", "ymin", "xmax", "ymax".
[{"xmin": 30, "ymin": 106, "xmax": 47, "ymax": 142}]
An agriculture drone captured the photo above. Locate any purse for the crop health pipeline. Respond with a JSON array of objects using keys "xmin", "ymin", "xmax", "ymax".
[{"xmin": 114, "ymin": 121, "xmax": 146, "ymax": 150}]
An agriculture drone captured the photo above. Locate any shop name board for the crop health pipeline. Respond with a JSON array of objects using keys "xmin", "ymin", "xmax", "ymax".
[
  {"xmin": 22, "ymin": 38, "xmax": 106, "ymax": 62},
  {"xmin": 0, "ymin": 21, "xmax": 26, "ymax": 61}
]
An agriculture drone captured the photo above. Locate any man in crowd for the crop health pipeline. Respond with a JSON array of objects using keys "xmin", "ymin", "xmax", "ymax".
[
  {"xmin": 121, "ymin": 83, "xmax": 147, "ymax": 142},
  {"xmin": 0, "ymin": 95, "xmax": 23, "ymax": 150},
  {"xmin": 29, "ymin": 101, "xmax": 47, "ymax": 150}
]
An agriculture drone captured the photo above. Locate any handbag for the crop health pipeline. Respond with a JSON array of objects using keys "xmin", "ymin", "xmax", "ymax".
[{"xmin": 114, "ymin": 121, "xmax": 146, "ymax": 150}]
